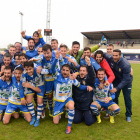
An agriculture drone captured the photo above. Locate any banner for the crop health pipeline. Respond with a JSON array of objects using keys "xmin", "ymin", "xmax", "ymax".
[{"xmin": 123, "ymin": 54, "xmax": 140, "ymax": 61}]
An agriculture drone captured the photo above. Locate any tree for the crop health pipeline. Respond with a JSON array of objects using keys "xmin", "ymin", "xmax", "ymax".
[{"xmin": 7, "ymin": 43, "xmax": 13, "ymax": 49}]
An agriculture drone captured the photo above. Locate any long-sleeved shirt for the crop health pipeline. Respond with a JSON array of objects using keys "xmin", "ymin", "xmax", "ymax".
[
  {"xmin": 94, "ymin": 58, "xmax": 115, "ymax": 83},
  {"xmin": 80, "ymin": 57, "xmax": 101, "ymax": 71},
  {"xmin": 73, "ymin": 65, "xmax": 96, "ymax": 110},
  {"xmin": 25, "ymin": 49, "xmax": 38, "ymax": 60},
  {"xmin": 24, "ymin": 35, "xmax": 46, "ymax": 50},
  {"xmin": 104, "ymin": 53, "xmax": 133, "ymax": 90}
]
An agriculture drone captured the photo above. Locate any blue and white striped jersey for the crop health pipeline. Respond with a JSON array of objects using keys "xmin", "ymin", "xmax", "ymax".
[{"xmin": 93, "ymin": 78, "xmax": 114, "ymax": 102}]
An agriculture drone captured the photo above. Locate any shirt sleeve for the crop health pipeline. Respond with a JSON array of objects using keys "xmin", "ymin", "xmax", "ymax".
[
  {"xmin": 116, "ymin": 65, "xmax": 131, "ymax": 91},
  {"xmin": 102, "ymin": 59, "xmax": 115, "ymax": 83},
  {"xmin": 104, "ymin": 53, "xmax": 112, "ymax": 62},
  {"xmin": 39, "ymin": 35, "xmax": 46, "ymax": 46},
  {"xmin": 91, "ymin": 59, "xmax": 101, "ymax": 71},
  {"xmin": 19, "ymin": 80, "xmax": 25, "ymax": 99},
  {"xmin": 91, "ymin": 45, "xmax": 99, "ymax": 53},
  {"xmin": 109, "ymin": 84, "xmax": 115, "ymax": 100},
  {"xmin": 73, "ymin": 79, "xmax": 87, "ymax": 90},
  {"xmin": 24, "ymin": 35, "xmax": 32, "ymax": 41}
]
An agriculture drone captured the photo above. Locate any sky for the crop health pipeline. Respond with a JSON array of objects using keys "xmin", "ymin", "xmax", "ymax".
[{"xmin": 0, "ymin": 0, "xmax": 140, "ymax": 49}]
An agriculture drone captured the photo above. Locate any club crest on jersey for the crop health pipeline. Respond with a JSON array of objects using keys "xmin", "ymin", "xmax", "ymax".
[
  {"xmin": 119, "ymin": 68, "xmax": 121, "ymax": 72},
  {"xmin": 82, "ymin": 81, "xmax": 85, "ymax": 85}
]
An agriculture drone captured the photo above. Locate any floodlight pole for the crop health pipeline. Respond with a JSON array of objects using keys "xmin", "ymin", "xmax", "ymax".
[
  {"xmin": 46, "ymin": 0, "xmax": 51, "ymax": 44},
  {"xmin": 19, "ymin": 11, "xmax": 24, "ymax": 44}
]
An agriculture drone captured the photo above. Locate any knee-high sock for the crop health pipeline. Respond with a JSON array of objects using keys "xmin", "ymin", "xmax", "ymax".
[
  {"xmin": 27, "ymin": 102, "xmax": 35, "ymax": 117},
  {"xmin": 43, "ymin": 95, "xmax": 48, "ymax": 111},
  {"xmin": 37, "ymin": 104, "xmax": 43, "ymax": 120},
  {"xmin": 90, "ymin": 104, "xmax": 99, "ymax": 116},
  {"xmin": 68, "ymin": 109, "xmax": 75, "ymax": 127},
  {"xmin": 48, "ymin": 97, "xmax": 53, "ymax": 111}
]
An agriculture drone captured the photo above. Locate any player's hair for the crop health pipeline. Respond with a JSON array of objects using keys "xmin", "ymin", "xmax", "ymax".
[
  {"xmin": 61, "ymin": 64, "xmax": 71, "ymax": 71},
  {"xmin": 80, "ymin": 65, "xmax": 87, "ymax": 71},
  {"xmin": 28, "ymin": 38, "xmax": 35, "ymax": 44},
  {"xmin": 24, "ymin": 61, "xmax": 34, "ymax": 68},
  {"xmin": 4, "ymin": 66, "xmax": 12, "ymax": 72},
  {"xmin": 113, "ymin": 49, "xmax": 121, "ymax": 55},
  {"xmin": 14, "ymin": 42, "xmax": 22, "ymax": 46},
  {"xmin": 95, "ymin": 50, "xmax": 104, "ymax": 58},
  {"xmin": 51, "ymin": 39, "xmax": 58, "ymax": 43},
  {"xmin": 97, "ymin": 68, "xmax": 106, "ymax": 74},
  {"xmin": 72, "ymin": 41, "xmax": 80, "ymax": 47},
  {"xmin": 83, "ymin": 47, "xmax": 91, "ymax": 52},
  {"xmin": 59, "ymin": 44, "xmax": 68, "ymax": 50},
  {"xmin": 107, "ymin": 43, "xmax": 114, "ymax": 48},
  {"xmin": 9, "ymin": 45, "xmax": 16, "ymax": 49},
  {"xmin": 19, "ymin": 53, "xmax": 28, "ymax": 59},
  {"xmin": 15, "ymin": 66, "xmax": 23, "ymax": 72},
  {"xmin": 14, "ymin": 53, "xmax": 20, "ymax": 59},
  {"xmin": 42, "ymin": 44, "xmax": 52, "ymax": 52},
  {"xmin": 33, "ymin": 31, "xmax": 39, "ymax": 37},
  {"xmin": 3, "ymin": 53, "xmax": 12, "ymax": 59}
]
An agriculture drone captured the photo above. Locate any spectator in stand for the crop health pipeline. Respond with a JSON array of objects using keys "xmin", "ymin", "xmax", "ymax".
[
  {"xmin": 131, "ymin": 41, "xmax": 134, "ymax": 47},
  {"xmin": 107, "ymin": 44, "xmax": 114, "ymax": 55},
  {"xmin": 123, "ymin": 41, "xmax": 125, "ymax": 48},
  {"xmin": 117, "ymin": 41, "xmax": 119, "ymax": 46}
]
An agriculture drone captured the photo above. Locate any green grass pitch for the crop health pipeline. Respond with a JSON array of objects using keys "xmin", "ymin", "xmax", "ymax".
[{"xmin": 0, "ymin": 63, "xmax": 140, "ymax": 140}]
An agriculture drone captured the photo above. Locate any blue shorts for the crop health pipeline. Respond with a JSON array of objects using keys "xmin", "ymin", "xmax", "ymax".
[
  {"xmin": 45, "ymin": 81, "xmax": 54, "ymax": 95},
  {"xmin": 37, "ymin": 85, "xmax": 45, "ymax": 98},
  {"xmin": 24, "ymin": 88, "xmax": 35, "ymax": 96},
  {"xmin": 0, "ymin": 104, "xmax": 7, "ymax": 114},
  {"xmin": 5, "ymin": 102, "xmax": 29, "ymax": 115},
  {"xmin": 25, "ymin": 85, "xmax": 45, "ymax": 98},
  {"xmin": 53, "ymin": 97, "xmax": 73, "ymax": 117},
  {"xmin": 95, "ymin": 100, "xmax": 116, "ymax": 109}
]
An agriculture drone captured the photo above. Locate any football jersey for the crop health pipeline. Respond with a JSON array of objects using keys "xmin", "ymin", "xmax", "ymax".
[
  {"xmin": 8, "ymin": 76, "xmax": 24, "ymax": 105},
  {"xmin": 93, "ymin": 78, "xmax": 114, "ymax": 102},
  {"xmin": 53, "ymin": 72, "xmax": 80, "ymax": 102},
  {"xmin": 0, "ymin": 79, "xmax": 12, "ymax": 105}
]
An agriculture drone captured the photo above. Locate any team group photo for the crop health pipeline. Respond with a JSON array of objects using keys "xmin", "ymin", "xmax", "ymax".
[{"xmin": 0, "ymin": 0, "xmax": 140, "ymax": 139}]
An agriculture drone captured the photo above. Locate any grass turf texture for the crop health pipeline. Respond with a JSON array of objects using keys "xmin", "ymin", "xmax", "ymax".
[{"xmin": 0, "ymin": 63, "xmax": 140, "ymax": 140}]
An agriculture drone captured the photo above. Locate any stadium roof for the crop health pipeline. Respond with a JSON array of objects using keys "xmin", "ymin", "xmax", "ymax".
[{"xmin": 81, "ymin": 29, "xmax": 140, "ymax": 40}]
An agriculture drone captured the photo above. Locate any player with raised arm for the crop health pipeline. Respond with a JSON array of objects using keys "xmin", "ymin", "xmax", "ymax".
[
  {"xmin": 73, "ymin": 56, "xmax": 97, "ymax": 125},
  {"xmin": 35, "ymin": 44, "xmax": 64, "ymax": 118},
  {"xmin": 90, "ymin": 68, "xmax": 120, "ymax": 123},
  {"xmin": 21, "ymin": 29, "xmax": 46, "ymax": 51},
  {"xmin": 3, "ymin": 67, "xmax": 31, "ymax": 124},
  {"xmin": 25, "ymin": 38, "xmax": 38, "ymax": 60},
  {"xmin": 52, "ymin": 51, "xmax": 93, "ymax": 134},
  {"xmin": 80, "ymin": 47, "xmax": 110, "ymax": 87}
]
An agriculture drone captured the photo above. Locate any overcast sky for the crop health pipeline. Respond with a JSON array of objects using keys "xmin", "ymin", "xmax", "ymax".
[{"xmin": 0, "ymin": 0, "xmax": 140, "ymax": 49}]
